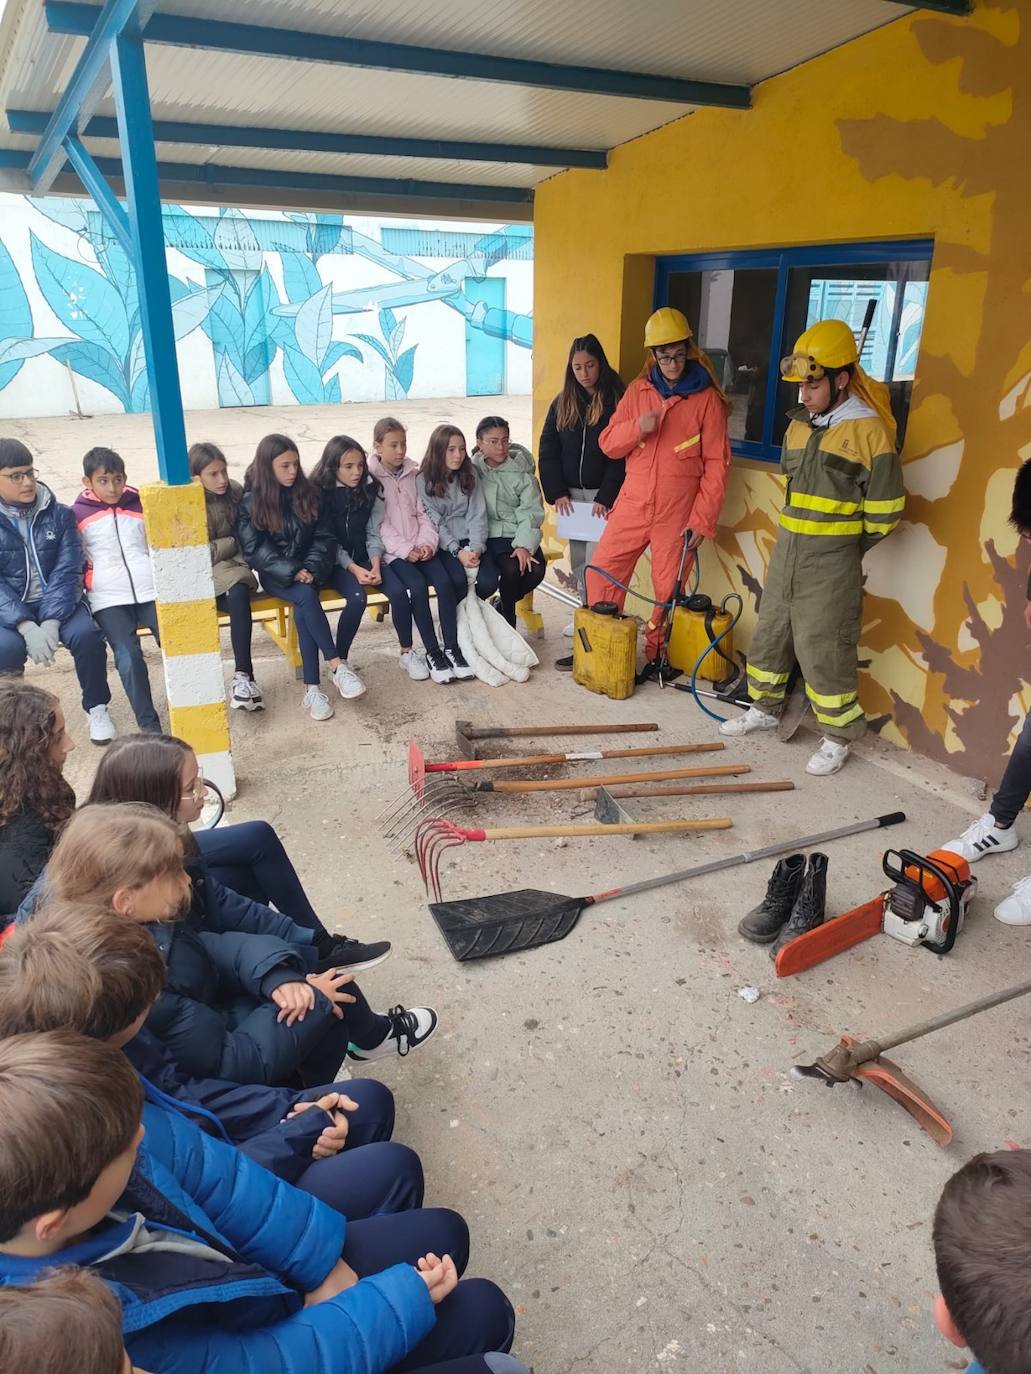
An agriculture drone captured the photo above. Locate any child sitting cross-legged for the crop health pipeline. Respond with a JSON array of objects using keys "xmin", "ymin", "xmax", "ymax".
[
  {"xmin": 0, "ymin": 1266, "xmax": 143, "ymax": 1374},
  {"xmin": 0, "ymin": 1030, "xmax": 525, "ymax": 1374},
  {"xmin": 40, "ymin": 803, "xmax": 437, "ymax": 1086},
  {"xmin": 0, "ymin": 901, "xmax": 424, "ymax": 1221}
]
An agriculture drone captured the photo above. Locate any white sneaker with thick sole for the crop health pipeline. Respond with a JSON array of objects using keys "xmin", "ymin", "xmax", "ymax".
[
  {"xmin": 806, "ymin": 737, "xmax": 850, "ymax": 776},
  {"xmin": 87, "ymin": 703, "xmax": 116, "ymax": 745},
  {"xmin": 230, "ymin": 672, "xmax": 264, "ymax": 711},
  {"xmin": 942, "ymin": 812, "xmax": 1018, "ymax": 864},
  {"xmin": 400, "ymin": 649, "xmax": 430, "ymax": 681},
  {"xmin": 332, "ymin": 662, "xmax": 366, "ymax": 700},
  {"xmin": 301, "ymin": 685, "xmax": 334, "ymax": 720},
  {"xmin": 995, "ymin": 876, "xmax": 1031, "ymax": 925},
  {"xmin": 719, "ymin": 705, "xmax": 779, "ymax": 738},
  {"xmin": 347, "ymin": 1005, "xmax": 438, "ymax": 1061}
]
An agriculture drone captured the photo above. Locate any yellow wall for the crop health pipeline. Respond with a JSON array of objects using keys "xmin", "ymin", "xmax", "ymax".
[{"xmin": 533, "ymin": 0, "xmax": 1031, "ymax": 784}]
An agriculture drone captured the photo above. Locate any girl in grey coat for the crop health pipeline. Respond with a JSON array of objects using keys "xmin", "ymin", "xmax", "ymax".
[{"xmin": 417, "ymin": 424, "xmax": 488, "ymax": 603}]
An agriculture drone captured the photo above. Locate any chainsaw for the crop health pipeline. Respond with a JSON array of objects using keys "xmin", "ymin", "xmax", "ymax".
[{"xmin": 774, "ymin": 847, "xmax": 976, "ymax": 978}]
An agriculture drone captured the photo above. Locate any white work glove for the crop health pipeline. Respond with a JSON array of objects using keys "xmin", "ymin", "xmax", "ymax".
[
  {"xmin": 18, "ymin": 620, "xmax": 56, "ymax": 665},
  {"xmin": 40, "ymin": 619, "xmax": 61, "ymax": 653}
]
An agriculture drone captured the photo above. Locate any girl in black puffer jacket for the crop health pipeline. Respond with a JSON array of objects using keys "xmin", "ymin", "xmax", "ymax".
[{"xmin": 237, "ymin": 433, "xmax": 347, "ymax": 721}]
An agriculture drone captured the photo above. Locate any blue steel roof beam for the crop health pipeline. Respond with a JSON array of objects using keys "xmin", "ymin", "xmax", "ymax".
[
  {"xmin": 28, "ymin": 0, "xmax": 160, "ymax": 194},
  {"xmin": 8, "ymin": 110, "xmax": 607, "ymax": 170},
  {"xmin": 61, "ymin": 133, "xmax": 132, "ymax": 253},
  {"xmin": 44, "ymin": 3, "xmax": 752, "ymax": 109}
]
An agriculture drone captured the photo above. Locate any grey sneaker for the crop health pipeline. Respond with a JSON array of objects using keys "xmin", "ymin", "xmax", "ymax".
[
  {"xmin": 400, "ymin": 649, "xmax": 430, "ymax": 681},
  {"xmin": 301, "ymin": 685, "xmax": 334, "ymax": 721},
  {"xmin": 332, "ymin": 662, "xmax": 366, "ymax": 700},
  {"xmin": 231, "ymin": 672, "xmax": 263, "ymax": 711}
]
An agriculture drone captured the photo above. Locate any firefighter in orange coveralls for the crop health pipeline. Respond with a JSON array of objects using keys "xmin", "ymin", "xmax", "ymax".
[{"xmin": 584, "ymin": 307, "xmax": 732, "ymax": 664}]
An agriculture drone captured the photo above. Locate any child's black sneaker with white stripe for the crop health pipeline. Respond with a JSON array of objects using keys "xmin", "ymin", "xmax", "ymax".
[{"xmin": 347, "ymin": 1005, "xmax": 438, "ymax": 1061}]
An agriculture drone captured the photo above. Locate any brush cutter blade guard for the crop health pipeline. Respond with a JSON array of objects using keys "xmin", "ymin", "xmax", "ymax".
[{"xmin": 429, "ymin": 889, "xmax": 587, "ymax": 961}]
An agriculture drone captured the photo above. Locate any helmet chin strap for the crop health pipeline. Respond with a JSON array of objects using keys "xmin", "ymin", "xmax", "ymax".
[{"xmin": 809, "ymin": 376, "xmax": 848, "ymax": 422}]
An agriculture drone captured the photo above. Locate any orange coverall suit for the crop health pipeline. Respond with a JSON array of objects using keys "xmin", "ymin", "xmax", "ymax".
[{"xmin": 585, "ymin": 373, "xmax": 732, "ymax": 658}]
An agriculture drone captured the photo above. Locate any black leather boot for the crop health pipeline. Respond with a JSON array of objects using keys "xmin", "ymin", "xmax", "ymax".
[
  {"xmin": 770, "ymin": 853, "xmax": 829, "ymax": 958},
  {"xmin": 738, "ymin": 853, "xmax": 806, "ymax": 943}
]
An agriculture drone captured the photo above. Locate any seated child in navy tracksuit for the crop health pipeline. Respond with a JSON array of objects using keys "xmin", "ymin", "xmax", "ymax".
[
  {"xmin": 73, "ymin": 447, "xmax": 162, "ymax": 733},
  {"xmin": 931, "ymin": 1147, "xmax": 1031, "ymax": 1374},
  {"xmin": 0, "ymin": 1267, "xmax": 136, "ymax": 1374},
  {"xmin": 0, "ymin": 1031, "xmax": 523, "ymax": 1374},
  {"xmin": 417, "ymin": 425, "xmax": 488, "ymax": 605}
]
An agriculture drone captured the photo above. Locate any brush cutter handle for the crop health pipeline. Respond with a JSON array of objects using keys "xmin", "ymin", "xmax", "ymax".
[
  {"xmin": 478, "ymin": 818, "xmax": 733, "ymax": 841},
  {"xmin": 425, "ymin": 742, "xmax": 725, "ymax": 773},
  {"xmin": 486, "ymin": 764, "xmax": 751, "ymax": 792},
  {"xmin": 602, "ymin": 780, "xmax": 794, "ymax": 799}
]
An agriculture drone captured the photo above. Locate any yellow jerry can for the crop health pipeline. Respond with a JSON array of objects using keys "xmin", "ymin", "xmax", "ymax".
[{"xmin": 572, "ymin": 601, "xmax": 637, "ymax": 700}]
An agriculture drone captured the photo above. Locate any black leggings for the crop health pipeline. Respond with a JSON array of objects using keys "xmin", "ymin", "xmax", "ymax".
[
  {"xmin": 476, "ymin": 539, "xmax": 545, "ymax": 626},
  {"xmin": 216, "ymin": 582, "xmax": 254, "ymax": 677},
  {"xmin": 381, "ymin": 555, "xmax": 459, "ymax": 655}
]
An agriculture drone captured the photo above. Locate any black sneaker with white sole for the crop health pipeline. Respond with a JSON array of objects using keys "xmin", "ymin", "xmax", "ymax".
[
  {"xmin": 312, "ymin": 936, "xmax": 392, "ymax": 974},
  {"xmin": 446, "ymin": 647, "xmax": 476, "ymax": 680},
  {"xmin": 427, "ymin": 651, "xmax": 456, "ymax": 683},
  {"xmin": 347, "ymin": 1005, "xmax": 438, "ymax": 1061}
]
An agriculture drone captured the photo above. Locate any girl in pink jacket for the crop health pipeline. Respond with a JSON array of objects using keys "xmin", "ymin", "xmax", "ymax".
[{"xmin": 368, "ymin": 417, "xmax": 473, "ymax": 684}]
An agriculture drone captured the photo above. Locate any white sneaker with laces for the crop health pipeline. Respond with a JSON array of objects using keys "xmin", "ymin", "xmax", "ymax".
[
  {"xmin": 347, "ymin": 1005, "xmax": 438, "ymax": 1061},
  {"xmin": 87, "ymin": 703, "xmax": 116, "ymax": 745},
  {"xmin": 995, "ymin": 876, "xmax": 1031, "ymax": 925},
  {"xmin": 332, "ymin": 662, "xmax": 366, "ymax": 700},
  {"xmin": 400, "ymin": 649, "xmax": 430, "ymax": 681},
  {"xmin": 301, "ymin": 685, "xmax": 334, "ymax": 720},
  {"xmin": 805, "ymin": 737, "xmax": 850, "ymax": 776},
  {"xmin": 231, "ymin": 671, "xmax": 263, "ymax": 711},
  {"xmin": 719, "ymin": 705, "xmax": 779, "ymax": 738},
  {"xmin": 942, "ymin": 812, "xmax": 1018, "ymax": 864}
]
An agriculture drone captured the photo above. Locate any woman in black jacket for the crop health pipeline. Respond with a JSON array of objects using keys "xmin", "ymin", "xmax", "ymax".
[
  {"xmin": 0, "ymin": 680, "xmax": 75, "ymax": 918},
  {"xmin": 237, "ymin": 434, "xmax": 346, "ymax": 721},
  {"xmin": 538, "ymin": 334, "xmax": 626, "ymax": 657}
]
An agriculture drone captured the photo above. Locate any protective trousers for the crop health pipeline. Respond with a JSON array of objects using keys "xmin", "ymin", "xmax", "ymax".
[
  {"xmin": 587, "ymin": 501, "xmax": 695, "ymax": 659},
  {"xmin": 746, "ymin": 542, "xmax": 866, "ymax": 742}
]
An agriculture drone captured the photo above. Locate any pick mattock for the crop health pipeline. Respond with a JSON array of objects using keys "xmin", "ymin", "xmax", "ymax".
[
  {"xmin": 414, "ymin": 815, "xmax": 733, "ymax": 902},
  {"xmin": 455, "ymin": 719, "xmax": 659, "ymax": 760},
  {"xmin": 793, "ymin": 976, "xmax": 1031, "ymax": 1146}
]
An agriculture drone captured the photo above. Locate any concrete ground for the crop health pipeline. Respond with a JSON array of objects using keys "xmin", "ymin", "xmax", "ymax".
[{"xmin": 8, "ymin": 399, "xmax": 1027, "ymax": 1373}]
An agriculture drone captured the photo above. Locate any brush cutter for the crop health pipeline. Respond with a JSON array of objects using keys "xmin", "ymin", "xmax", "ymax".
[
  {"xmin": 427, "ymin": 810, "xmax": 906, "ymax": 961},
  {"xmin": 414, "ymin": 815, "xmax": 733, "ymax": 901},
  {"xmin": 793, "ymin": 976, "xmax": 1031, "ymax": 1146},
  {"xmin": 455, "ymin": 719, "xmax": 659, "ymax": 759}
]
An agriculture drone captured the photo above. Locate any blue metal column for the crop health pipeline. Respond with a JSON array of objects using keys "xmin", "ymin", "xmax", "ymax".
[{"xmin": 109, "ymin": 28, "xmax": 189, "ymax": 483}]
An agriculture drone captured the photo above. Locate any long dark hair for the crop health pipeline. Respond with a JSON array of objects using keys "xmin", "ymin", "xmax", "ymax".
[
  {"xmin": 421, "ymin": 424, "xmax": 476, "ymax": 498},
  {"xmin": 0, "ymin": 681, "xmax": 75, "ymax": 831},
  {"xmin": 246, "ymin": 434, "xmax": 320, "ymax": 533},
  {"xmin": 188, "ymin": 441, "xmax": 240, "ymax": 522},
  {"xmin": 310, "ymin": 435, "xmax": 381, "ymax": 509},
  {"xmin": 86, "ymin": 733, "xmax": 191, "ymax": 819},
  {"xmin": 556, "ymin": 334, "xmax": 624, "ymax": 430}
]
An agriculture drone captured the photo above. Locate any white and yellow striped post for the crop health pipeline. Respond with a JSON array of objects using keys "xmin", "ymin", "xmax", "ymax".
[{"xmin": 140, "ymin": 482, "xmax": 236, "ymax": 799}]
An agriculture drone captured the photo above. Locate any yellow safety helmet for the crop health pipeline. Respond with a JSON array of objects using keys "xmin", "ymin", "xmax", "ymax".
[
  {"xmin": 780, "ymin": 319, "xmax": 859, "ymax": 383},
  {"xmin": 644, "ymin": 307, "xmax": 693, "ymax": 350}
]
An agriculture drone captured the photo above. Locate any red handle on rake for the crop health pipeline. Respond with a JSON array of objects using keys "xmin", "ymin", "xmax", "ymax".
[{"xmin": 409, "ymin": 738, "xmax": 722, "ymax": 783}]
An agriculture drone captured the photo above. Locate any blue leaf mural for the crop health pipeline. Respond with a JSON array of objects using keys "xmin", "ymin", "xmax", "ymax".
[
  {"xmin": 0, "ymin": 240, "xmax": 33, "ymax": 390},
  {"xmin": 30, "ymin": 232, "xmax": 130, "ymax": 359},
  {"xmin": 49, "ymin": 341, "xmax": 130, "ymax": 409}
]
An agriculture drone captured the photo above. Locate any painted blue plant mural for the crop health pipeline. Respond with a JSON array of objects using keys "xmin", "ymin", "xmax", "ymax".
[{"xmin": 0, "ymin": 198, "xmax": 533, "ymax": 411}]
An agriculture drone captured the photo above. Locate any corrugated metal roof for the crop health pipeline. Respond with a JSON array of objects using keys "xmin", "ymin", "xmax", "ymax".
[{"xmin": 0, "ymin": 0, "xmax": 916, "ymax": 218}]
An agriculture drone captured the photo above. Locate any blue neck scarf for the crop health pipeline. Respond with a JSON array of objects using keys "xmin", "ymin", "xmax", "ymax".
[{"xmin": 650, "ymin": 359, "xmax": 711, "ymax": 399}]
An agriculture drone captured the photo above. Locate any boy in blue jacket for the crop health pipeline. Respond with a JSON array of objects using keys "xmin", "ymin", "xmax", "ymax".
[
  {"xmin": 0, "ymin": 437, "xmax": 114, "ymax": 744},
  {"xmin": 0, "ymin": 1031, "xmax": 522, "ymax": 1374}
]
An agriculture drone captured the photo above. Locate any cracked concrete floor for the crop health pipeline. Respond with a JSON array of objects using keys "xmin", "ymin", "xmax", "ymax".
[{"xmin": 12, "ymin": 400, "xmax": 1029, "ymax": 1372}]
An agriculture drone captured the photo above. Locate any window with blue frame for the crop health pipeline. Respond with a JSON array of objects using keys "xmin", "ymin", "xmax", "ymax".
[{"xmin": 653, "ymin": 241, "xmax": 932, "ymax": 461}]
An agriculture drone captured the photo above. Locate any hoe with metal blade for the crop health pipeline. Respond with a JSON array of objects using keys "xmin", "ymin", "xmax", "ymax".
[
  {"xmin": 793, "ymin": 977, "xmax": 1031, "ymax": 1146},
  {"xmin": 427, "ymin": 811, "xmax": 906, "ymax": 961},
  {"xmin": 414, "ymin": 815, "xmax": 733, "ymax": 901},
  {"xmin": 592, "ymin": 779, "xmax": 795, "ymax": 829},
  {"xmin": 455, "ymin": 718, "xmax": 659, "ymax": 759}
]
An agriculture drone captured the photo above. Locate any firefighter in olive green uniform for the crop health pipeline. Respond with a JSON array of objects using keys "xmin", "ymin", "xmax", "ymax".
[{"xmin": 720, "ymin": 319, "xmax": 904, "ymax": 776}]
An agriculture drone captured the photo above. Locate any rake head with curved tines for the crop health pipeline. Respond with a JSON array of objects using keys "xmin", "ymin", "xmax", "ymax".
[
  {"xmin": 382, "ymin": 777, "xmax": 467, "ymax": 847},
  {"xmin": 415, "ymin": 818, "xmax": 481, "ymax": 902},
  {"xmin": 386, "ymin": 791, "xmax": 465, "ymax": 858}
]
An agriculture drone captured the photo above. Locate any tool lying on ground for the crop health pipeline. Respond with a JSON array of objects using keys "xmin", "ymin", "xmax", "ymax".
[
  {"xmin": 793, "ymin": 976, "xmax": 1031, "ymax": 1147},
  {"xmin": 592, "ymin": 779, "xmax": 794, "ymax": 832},
  {"xmin": 414, "ymin": 815, "xmax": 733, "ymax": 901},
  {"xmin": 774, "ymin": 848, "xmax": 975, "ymax": 977},
  {"xmin": 426, "ymin": 810, "xmax": 906, "ymax": 961},
  {"xmin": 454, "ymin": 719, "xmax": 659, "ymax": 759}
]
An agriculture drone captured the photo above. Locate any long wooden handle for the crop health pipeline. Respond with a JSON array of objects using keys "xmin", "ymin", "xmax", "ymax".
[
  {"xmin": 602, "ymin": 780, "xmax": 795, "ymax": 799},
  {"xmin": 488, "ymin": 764, "xmax": 750, "ymax": 792},
  {"xmin": 429, "ymin": 741, "xmax": 724, "ymax": 773},
  {"xmin": 466, "ymin": 722, "xmax": 659, "ymax": 740},
  {"xmin": 481, "ymin": 818, "xmax": 733, "ymax": 840}
]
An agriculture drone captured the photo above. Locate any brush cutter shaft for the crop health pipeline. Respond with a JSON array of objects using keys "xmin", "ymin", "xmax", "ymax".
[
  {"xmin": 461, "ymin": 722, "xmax": 659, "ymax": 741},
  {"xmin": 426, "ymin": 742, "xmax": 724, "ymax": 773},
  {"xmin": 867, "ymin": 978, "xmax": 1031, "ymax": 1061},
  {"xmin": 479, "ymin": 818, "xmax": 732, "ymax": 840},
  {"xmin": 602, "ymin": 780, "xmax": 794, "ymax": 799},
  {"xmin": 488, "ymin": 764, "xmax": 750, "ymax": 793}
]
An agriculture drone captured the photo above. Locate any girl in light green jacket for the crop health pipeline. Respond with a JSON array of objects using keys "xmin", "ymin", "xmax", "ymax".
[{"xmin": 471, "ymin": 415, "xmax": 545, "ymax": 627}]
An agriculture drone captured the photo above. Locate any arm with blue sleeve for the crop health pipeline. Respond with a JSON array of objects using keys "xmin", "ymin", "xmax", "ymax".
[
  {"xmin": 199, "ymin": 870, "xmax": 317, "ymax": 959},
  {"xmin": 38, "ymin": 503, "xmax": 87, "ymax": 624}
]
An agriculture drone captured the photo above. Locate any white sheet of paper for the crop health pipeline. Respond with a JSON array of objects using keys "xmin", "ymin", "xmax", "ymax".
[{"xmin": 556, "ymin": 501, "xmax": 608, "ymax": 543}]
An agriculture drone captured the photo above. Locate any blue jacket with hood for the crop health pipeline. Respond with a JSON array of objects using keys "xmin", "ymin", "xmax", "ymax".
[
  {"xmin": 0, "ymin": 480, "xmax": 87, "ymax": 630},
  {"xmin": 0, "ymin": 1083, "xmax": 435, "ymax": 1374}
]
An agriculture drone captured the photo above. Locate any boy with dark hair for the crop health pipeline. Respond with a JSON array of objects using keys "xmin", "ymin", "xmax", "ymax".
[
  {"xmin": 0, "ymin": 436, "xmax": 114, "ymax": 744},
  {"xmin": 943, "ymin": 456, "xmax": 1031, "ymax": 924},
  {"xmin": 0, "ymin": 902, "xmax": 424, "ymax": 1219},
  {"xmin": 0, "ymin": 1030, "xmax": 522, "ymax": 1374},
  {"xmin": 931, "ymin": 1148, "xmax": 1031, "ymax": 1374},
  {"xmin": 0, "ymin": 1266, "xmax": 145, "ymax": 1374},
  {"xmin": 73, "ymin": 446, "xmax": 161, "ymax": 733}
]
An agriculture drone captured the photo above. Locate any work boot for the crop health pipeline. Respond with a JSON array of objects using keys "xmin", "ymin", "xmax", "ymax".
[
  {"xmin": 770, "ymin": 853, "xmax": 829, "ymax": 959},
  {"xmin": 738, "ymin": 853, "xmax": 806, "ymax": 944}
]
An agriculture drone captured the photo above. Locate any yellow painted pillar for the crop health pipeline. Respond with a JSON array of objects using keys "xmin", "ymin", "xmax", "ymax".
[{"xmin": 139, "ymin": 482, "xmax": 236, "ymax": 799}]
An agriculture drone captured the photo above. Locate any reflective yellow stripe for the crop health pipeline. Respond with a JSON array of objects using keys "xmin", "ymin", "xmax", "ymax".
[
  {"xmin": 747, "ymin": 684, "xmax": 787, "ymax": 702},
  {"xmin": 674, "ymin": 435, "xmax": 700, "ymax": 452},
  {"xmin": 812, "ymin": 702, "xmax": 865, "ymax": 728},
  {"xmin": 789, "ymin": 491, "xmax": 860, "ymax": 516},
  {"xmin": 805, "ymin": 686, "xmax": 858, "ymax": 709},
  {"xmin": 863, "ymin": 519, "xmax": 900, "ymax": 535},
  {"xmin": 779, "ymin": 514, "xmax": 862, "ymax": 537},
  {"xmin": 863, "ymin": 496, "xmax": 905, "ymax": 515},
  {"xmin": 747, "ymin": 665, "xmax": 792, "ymax": 685}
]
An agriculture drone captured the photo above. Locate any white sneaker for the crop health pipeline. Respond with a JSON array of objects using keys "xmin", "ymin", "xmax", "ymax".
[
  {"xmin": 301, "ymin": 685, "xmax": 334, "ymax": 720},
  {"xmin": 806, "ymin": 737, "xmax": 850, "ymax": 776},
  {"xmin": 347, "ymin": 1006, "xmax": 438, "ymax": 1061},
  {"xmin": 230, "ymin": 671, "xmax": 264, "ymax": 711},
  {"xmin": 995, "ymin": 876, "xmax": 1031, "ymax": 925},
  {"xmin": 562, "ymin": 621, "xmax": 575, "ymax": 637},
  {"xmin": 332, "ymin": 662, "xmax": 366, "ymax": 700},
  {"xmin": 942, "ymin": 812, "xmax": 1018, "ymax": 864},
  {"xmin": 719, "ymin": 705, "xmax": 779, "ymax": 738},
  {"xmin": 400, "ymin": 649, "xmax": 429, "ymax": 681},
  {"xmin": 87, "ymin": 703, "xmax": 116, "ymax": 745}
]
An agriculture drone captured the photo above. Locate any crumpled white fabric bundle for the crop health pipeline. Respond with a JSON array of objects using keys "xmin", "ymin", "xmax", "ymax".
[{"xmin": 456, "ymin": 569, "xmax": 539, "ymax": 686}]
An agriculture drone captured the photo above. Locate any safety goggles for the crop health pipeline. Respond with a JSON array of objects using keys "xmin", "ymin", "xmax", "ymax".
[{"xmin": 780, "ymin": 352, "xmax": 825, "ymax": 383}]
